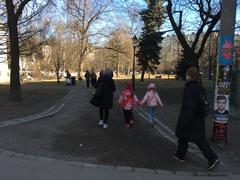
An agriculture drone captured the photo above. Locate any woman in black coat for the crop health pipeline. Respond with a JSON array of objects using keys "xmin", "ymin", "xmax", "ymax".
[
  {"xmin": 173, "ymin": 67, "xmax": 219, "ymax": 170},
  {"xmin": 95, "ymin": 69, "xmax": 116, "ymax": 129}
]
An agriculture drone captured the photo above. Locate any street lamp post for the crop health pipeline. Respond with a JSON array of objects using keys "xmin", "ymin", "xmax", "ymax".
[{"xmin": 132, "ymin": 35, "xmax": 138, "ymax": 90}]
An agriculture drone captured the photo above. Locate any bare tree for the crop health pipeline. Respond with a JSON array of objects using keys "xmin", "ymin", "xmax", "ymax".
[
  {"xmin": 160, "ymin": 35, "xmax": 179, "ymax": 73},
  {"xmin": 47, "ymin": 22, "xmax": 68, "ymax": 84},
  {"xmin": 166, "ymin": 0, "xmax": 221, "ymax": 77},
  {"xmin": 49, "ymin": 37, "xmax": 64, "ymax": 84},
  {"xmin": 64, "ymin": 0, "xmax": 113, "ymax": 78},
  {"xmin": 63, "ymin": 38, "xmax": 79, "ymax": 71},
  {"xmin": 105, "ymin": 28, "xmax": 132, "ymax": 77},
  {"xmin": 111, "ymin": 0, "xmax": 143, "ymax": 35},
  {"xmin": 1, "ymin": 0, "xmax": 53, "ymax": 102}
]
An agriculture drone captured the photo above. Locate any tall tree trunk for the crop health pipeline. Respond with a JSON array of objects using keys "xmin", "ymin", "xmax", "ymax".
[
  {"xmin": 78, "ymin": 61, "xmax": 83, "ymax": 79},
  {"xmin": 56, "ymin": 71, "xmax": 60, "ymax": 84},
  {"xmin": 182, "ymin": 49, "xmax": 199, "ymax": 68},
  {"xmin": 117, "ymin": 57, "xmax": 119, "ymax": 78},
  {"xmin": 6, "ymin": 0, "xmax": 21, "ymax": 102},
  {"xmin": 78, "ymin": 38, "xmax": 84, "ymax": 79},
  {"xmin": 56, "ymin": 63, "xmax": 60, "ymax": 84},
  {"xmin": 140, "ymin": 68, "xmax": 145, "ymax": 82},
  {"xmin": 78, "ymin": 62, "xmax": 81, "ymax": 79}
]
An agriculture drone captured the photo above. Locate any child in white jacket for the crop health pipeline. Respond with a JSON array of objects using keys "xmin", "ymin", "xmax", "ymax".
[{"xmin": 141, "ymin": 83, "xmax": 163, "ymax": 126}]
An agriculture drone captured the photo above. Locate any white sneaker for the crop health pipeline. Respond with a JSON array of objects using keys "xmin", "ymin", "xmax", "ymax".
[
  {"xmin": 98, "ymin": 120, "xmax": 103, "ymax": 126},
  {"xmin": 208, "ymin": 159, "xmax": 219, "ymax": 170},
  {"xmin": 103, "ymin": 123, "xmax": 108, "ymax": 129}
]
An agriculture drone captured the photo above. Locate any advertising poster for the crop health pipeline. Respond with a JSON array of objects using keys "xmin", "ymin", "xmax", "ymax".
[
  {"xmin": 214, "ymin": 94, "xmax": 230, "ymax": 123},
  {"xmin": 217, "ymin": 65, "xmax": 232, "ymax": 94},
  {"xmin": 218, "ymin": 35, "xmax": 234, "ymax": 65}
]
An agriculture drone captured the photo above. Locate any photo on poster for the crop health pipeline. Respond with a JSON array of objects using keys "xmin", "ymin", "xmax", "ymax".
[
  {"xmin": 218, "ymin": 65, "xmax": 232, "ymax": 82},
  {"xmin": 218, "ymin": 35, "xmax": 234, "ymax": 65},
  {"xmin": 214, "ymin": 94, "xmax": 230, "ymax": 123}
]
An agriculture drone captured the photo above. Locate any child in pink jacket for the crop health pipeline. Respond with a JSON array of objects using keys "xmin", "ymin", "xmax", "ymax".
[
  {"xmin": 118, "ymin": 81, "xmax": 140, "ymax": 128},
  {"xmin": 141, "ymin": 83, "xmax": 164, "ymax": 126}
]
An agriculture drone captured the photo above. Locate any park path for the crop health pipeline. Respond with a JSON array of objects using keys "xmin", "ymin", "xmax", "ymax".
[{"xmin": 0, "ymin": 80, "xmax": 239, "ymax": 179}]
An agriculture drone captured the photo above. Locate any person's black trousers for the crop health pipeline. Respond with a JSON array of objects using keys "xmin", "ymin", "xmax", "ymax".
[
  {"xmin": 86, "ymin": 80, "xmax": 90, "ymax": 88},
  {"xmin": 123, "ymin": 109, "xmax": 133, "ymax": 124},
  {"xmin": 99, "ymin": 108, "xmax": 109, "ymax": 124},
  {"xmin": 176, "ymin": 136, "xmax": 218, "ymax": 164}
]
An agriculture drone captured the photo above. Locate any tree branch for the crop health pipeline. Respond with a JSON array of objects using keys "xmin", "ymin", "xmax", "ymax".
[
  {"xmin": 166, "ymin": 0, "xmax": 190, "ymax": 51},
  {"xmin": 15, "ymin": 0, "xmax": 31, "ymax": 20}
]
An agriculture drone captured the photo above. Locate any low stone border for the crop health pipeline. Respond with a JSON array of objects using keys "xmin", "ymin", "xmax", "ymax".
[
  {"xmin": 0, "ymin": 103, "xmax": 65, "ymax": 128},
  {"xmin": 0, "ymin": 149, "xmax": 234, "ymax": 177}
]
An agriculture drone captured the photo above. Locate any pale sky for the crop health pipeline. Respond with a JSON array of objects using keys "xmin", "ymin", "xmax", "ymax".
[{"xmin": 53, "ymin": 0, "xmax": 240, "ymax": 42}]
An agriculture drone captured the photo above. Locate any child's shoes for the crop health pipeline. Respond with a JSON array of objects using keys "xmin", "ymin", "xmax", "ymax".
[
  {"xmin": 125, "ymin": 123, "xmax": 130, "ymax": 128},
  {"xmin": 130, "ymin": 120, "xmax": 134, "ymax": 127},
  {"xmin": 149, "ymin": 121, "xmax": 155, "ymax": 127}
]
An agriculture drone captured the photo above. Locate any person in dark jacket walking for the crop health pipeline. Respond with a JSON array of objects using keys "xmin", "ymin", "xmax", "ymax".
[
  {"xmin": 95, "ymin": 69, "xmax": 116, "ymax": 129},
  {"xmin": 90, "ymin": 70, "xmax": 97, "ymax": 88},
  {"xmin": 65, "ymin": 69, "xmax": 72, "ymax": 86},
  {"xmin": 173, "ymin": 67, "xmax": 219, "ymax": 170},
  {"xmin": 84, "ymin": 70, "xmax": 91, "ymax": 88}
]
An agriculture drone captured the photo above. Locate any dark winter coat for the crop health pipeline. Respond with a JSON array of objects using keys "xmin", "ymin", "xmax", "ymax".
[
  {"xmin": 95, "ymin": 75, "xmax": 116, "ymax": 109},
  {"xmin": 90, "ymin": 73, "xmax": 97, "ymax": 87},
  {"xmin": 84, "ymin": 72, "xmax": 91, "ymax": 81},
  {"xmin": 175, "ymin": 80, "xmax": 205, "ymax": 141}
]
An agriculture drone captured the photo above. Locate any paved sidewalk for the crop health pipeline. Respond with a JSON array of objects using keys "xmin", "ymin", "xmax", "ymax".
[
  {"xmin": 0, "ymin": 79, "xmax": 239, "ymax": 179},
  {"xmin": 0, "ymin": 149, "xmax": 239, "ymax": 180}
]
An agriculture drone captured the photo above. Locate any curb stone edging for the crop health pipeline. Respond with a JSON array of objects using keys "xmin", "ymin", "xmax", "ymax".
[
  {"xmin": 0, "ymin": 103, "xmax": 65, "ymax": 128},
  {"xmin": 0, "ymin": 87, "xmax": 77, "ymax": 128},
  {"xmin": 0, "ymin": 149, "xmax": 179, "ymax": 175},
  {"xmin": 0, "ymin": 148, "xmax": 235, "ymax": 177}
]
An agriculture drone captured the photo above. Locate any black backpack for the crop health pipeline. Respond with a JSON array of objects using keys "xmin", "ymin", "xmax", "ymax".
[{"xmin": 197, "ymin": 85, "xmax": 210, "ymax": 118}]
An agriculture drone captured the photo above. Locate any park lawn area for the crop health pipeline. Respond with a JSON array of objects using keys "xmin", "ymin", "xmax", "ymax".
[
  {"xmin": 117, "ymin": 78, "xmax": 215, "ymax": 104},
  {"xmin": 0, "ymin": 81, "xmax": 74, "ymax": 121}
]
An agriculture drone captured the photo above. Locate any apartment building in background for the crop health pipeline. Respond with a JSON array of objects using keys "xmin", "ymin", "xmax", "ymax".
[{"xmin": 0, "ymin": 24, "xmax": 10, "ymax": 83}]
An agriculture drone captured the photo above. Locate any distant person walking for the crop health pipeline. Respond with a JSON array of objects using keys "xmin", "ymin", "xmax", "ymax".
[
  {"xmin": 98, "ymin": 70, "xmax": 104, "ymax": 80},
  {"xmin": 173, "ymin": 67, "xmax": 219, "ymax": 170},
  {"xmin": 95, "ymin": 70, "xmax": 104, "ymax": 84},
  {"xmin": 84, "ymin": 70, "xmax": 91, "ymax": 88},
  {"xmin": 141, "ymin": 83, "xmax": 163, "ymax": 127},
  {"xmin": 65, "ymin": 69, "xmax": 72, "ymax": 86},
  {"xmin": 90, "ymin": 70, "xmax": 97, "ymax": 88},
  {"xmin": 94, "ymin": 69, "xmax": 116, "ymax": 129},
  {"xmin": 118, "ymin": 81, "xmax": 140, "ymax": 128}
]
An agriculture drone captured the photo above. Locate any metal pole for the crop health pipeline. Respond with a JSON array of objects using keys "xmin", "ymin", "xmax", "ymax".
[
  {"xmin": 208, "ymin": 33, "xmax": 212, "ymax": 80},
  {"xmin": 132, "ymin": 46, "xmax": 136, "ymax": 90},
  {"xmin": 212, "ymin": 0, "xmax": 237, "ymax": 144}
]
